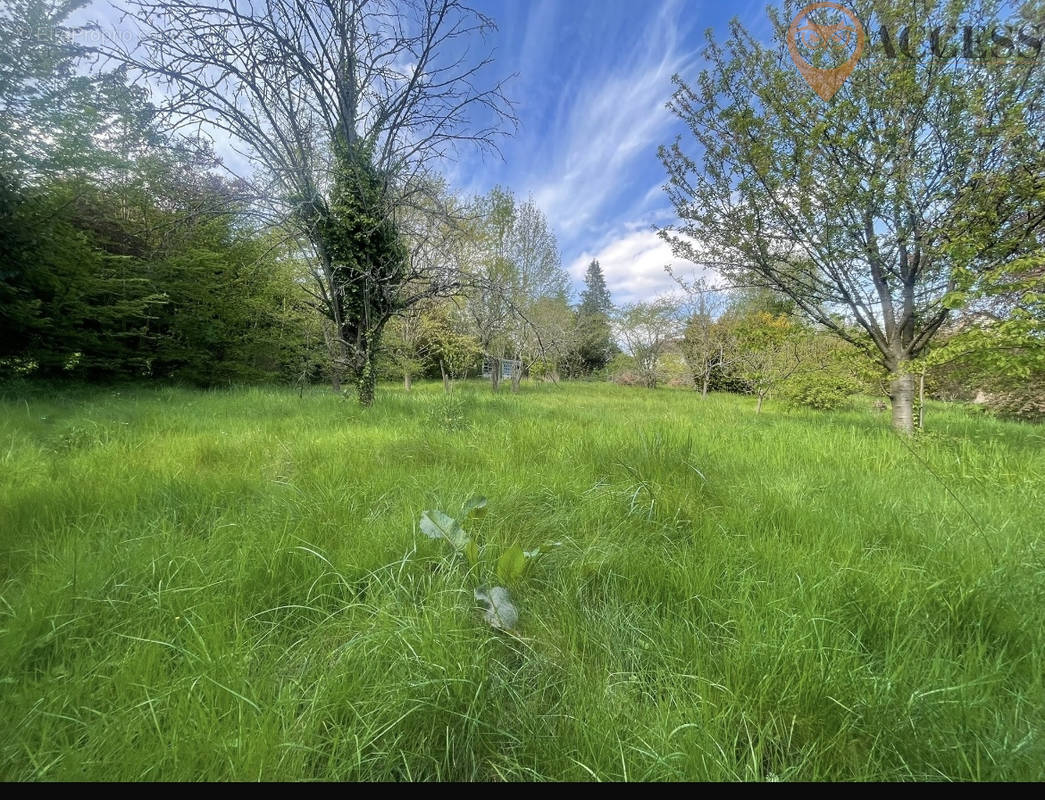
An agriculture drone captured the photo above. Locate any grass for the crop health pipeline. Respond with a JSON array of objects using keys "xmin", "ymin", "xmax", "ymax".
[{"xmin": 0, "ymin": 379, "xmax": 1043, "ymax": 781}]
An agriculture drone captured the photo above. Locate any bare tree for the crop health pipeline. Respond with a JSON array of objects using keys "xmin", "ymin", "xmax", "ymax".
[{"xmin": 106, "ymin": 0, "xmax": 515, "ymax": 404}]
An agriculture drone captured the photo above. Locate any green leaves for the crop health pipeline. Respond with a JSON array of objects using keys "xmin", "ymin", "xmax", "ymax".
[
  {"xmin": 419, "ymin": 498, "xmax": 487, "ymax": 559},
  {"xmin": 462, "ymin": 495, "xmax": 487, "ymax": 519},
  {"xmin": 474, "ymin": 586, "xmax": 519, "ymax": 631},
  {"xmin": 463, "ymin": 539, "xmax": 480, "ymax": 567},
  {"xmin": 419, "ymin": 509, "xmax": 470, "ymax": 550},
  {"xmin": 496, "ymin": 543, "xmax": 528, "ymax": 585},
  {"xmin": 418, "ymin": 498, "xmax": 549, "ymax": 632},
  {"xmin": 418, "ymin": 499, "xmax": 552, "ymax": 633}
]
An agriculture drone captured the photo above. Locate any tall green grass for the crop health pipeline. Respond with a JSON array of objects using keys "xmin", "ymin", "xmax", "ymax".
[{"xmin": 1, "ymin": 380, "xmax": 1042, "ymax": 780}]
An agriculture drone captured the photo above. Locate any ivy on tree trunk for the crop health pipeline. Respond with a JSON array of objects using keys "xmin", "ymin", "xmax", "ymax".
[{"xmin": 315, "ymin": 144, "xmax": 407, "ymax": 407}]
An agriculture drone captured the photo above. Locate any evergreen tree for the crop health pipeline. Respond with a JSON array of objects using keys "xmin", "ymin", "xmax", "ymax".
[
  {"xmin": 575, "ymin": 259, "xmax": 616, "ymax": 373},
  {"xmin": 579, "ymin": 260, "xmax": 612, "ymax": 316}
]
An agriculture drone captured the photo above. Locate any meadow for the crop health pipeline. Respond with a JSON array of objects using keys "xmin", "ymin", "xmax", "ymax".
[{"xmin": 0, "ymin": 380, "xmax": 1042, "ymax": 781}]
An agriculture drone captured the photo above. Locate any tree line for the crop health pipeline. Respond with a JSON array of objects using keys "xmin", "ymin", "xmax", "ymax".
[{"xmin": 1, "ymin": 0, "xmax": 1041, "ymax": 430}]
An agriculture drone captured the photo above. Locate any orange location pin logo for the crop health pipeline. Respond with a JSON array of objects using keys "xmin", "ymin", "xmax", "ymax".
[{"xmin": 788, "ymin": 2, "xmax": 865, "ymax": 101}]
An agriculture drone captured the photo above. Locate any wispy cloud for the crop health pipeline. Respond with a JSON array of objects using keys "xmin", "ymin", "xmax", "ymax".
[{"xmin": 526, "ymin": 0, "xmax": 695, "ymax": 249}]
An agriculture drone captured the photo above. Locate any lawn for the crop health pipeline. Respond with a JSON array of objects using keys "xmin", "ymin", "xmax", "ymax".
[{"xmin": 0, "ymin": 380, "xmax": 1042, "ymax": 780}]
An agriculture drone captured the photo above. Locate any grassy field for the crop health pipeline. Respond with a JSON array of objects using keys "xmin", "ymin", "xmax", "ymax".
[{"xmin": 0, "ymin": 380, "xmax": 1042, "ymax": 781}]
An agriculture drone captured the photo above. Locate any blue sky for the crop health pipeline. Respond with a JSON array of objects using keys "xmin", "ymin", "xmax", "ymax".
[
  {"xmin": 452, "ymin": 0, "xmax": 774, "ymax": 304},
  {"xmin": 77, "ymin": 0, "xmax": 779, "ymax": 304}
]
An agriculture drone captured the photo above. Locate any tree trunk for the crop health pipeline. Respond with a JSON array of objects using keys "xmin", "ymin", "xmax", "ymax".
[
  {"xmin": 357, "ymin": 366, "xmax": 375, "ymax": 407},
  {"xmin": 756, "ymin": 393, "xmax": 764, "ymax": 413},
  {"xmin": 353, "ymin": 347, "xmax": 377, "ymax": 408},
  {"xmin": 490, "ymin": 357, "xmax": 500, "ymax": 392},
  {"xmin": 327, "ymin": 336, "xmax": 344, "ymax": 393},
  {"xmin": 918, "ymin": 370, "xmax": 925, "ymax": 430},
  {"xmin": 511, "ymin": 360, "xmax": 521, "ymax": 393},
  {"xmin": 890, "ymin": 371, "xmax": 915, "ymax": 434},
  {"xmin": 701, "ymin": 366, "xmax": 710, "ymax": 398},
  {"xmin": 440, "ymin": 359, "xmax": 450, "ymax": 393},
  {"xmin": 404, "ymin": 370, "xmax": 412, "ymax": 391},
  {"xmin": 340, "ymin": 320, "xmax": 387, "ymax": 408}
]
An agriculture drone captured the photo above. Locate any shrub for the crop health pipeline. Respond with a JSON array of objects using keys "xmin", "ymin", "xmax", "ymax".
[
  {"xmin": 607, "ymin": 353, "xmax": 641, "ymax": 385},
  {"xmin": 657, "ymin": 351, "xmax": 693, "ymax": 389},
  {"xmin": 782, "ymin": 371, "xmax": 861, "ymax": 411}
]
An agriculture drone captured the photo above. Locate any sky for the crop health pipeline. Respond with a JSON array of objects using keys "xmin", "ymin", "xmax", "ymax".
[
  {"xmin": 75, "ymin": 0, "xmax": 778, "ymax": 305},
  {"xmin": 452, "ymin": 0, "xmax": 774, "ymax": 305}
]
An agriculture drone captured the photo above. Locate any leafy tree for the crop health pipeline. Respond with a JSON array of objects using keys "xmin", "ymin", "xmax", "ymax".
[
  {"xmin": 727, "ymin": 311, "xmax": 808, "ymax": 414},
  {"xmin": 421, "ymin": 302, "xmax": 481, "ymax": 392},
  {"xmin": 503, "ymin": 196, "xmax": 568, "ymax": 391},
  {"xmin": 383, "ymin": 308, "xmax": 429, "ymax": 391},
  {"xmin": 926, "ymin": 251, "xmax": 1045, "ymax": 420},
  {"xmin": 465, "ymin": 187, "xmax": 516, "ymax": 390},
  {"xmin": 778, "ymin": 334, "xmax": 865, "ymax": 412},
  {"xmin": 614, "ymin": 297, "xmax": 684, "ymax": 389},
  {"xmin": 463, "ymin": 188, "xmax": 567, "ymax": 391},
  {"xmin": 317, "ymin": 144, "xmax": 409, "ymax": 405},
  {"xmin": 0, "ymin": 0, "xmax": 151, "ymax": 181},
  {"xmin": 574, "ymin": 312, "xmax": 616, "ymax": 375},
  {"xmin": 516, "ymin": 294, "xmax": 576, "ymax": 383},
  {"xmin": 1, "ymin": 150, "xmax": 313, "ymax": 384},
  {"xmin": 150, "ymin": 231, "xmax": 310, "ymax": 386},
  {"xmin": 659, "ymin": 0, "xmax": 1045, "ymax": 432},
  {"xmin": 678, "ymin": 279, "xmax": 732, "ymax": 397},
  {"xmin": 0, "ymin": 177, "xmax": 165, "ymax": 377}
]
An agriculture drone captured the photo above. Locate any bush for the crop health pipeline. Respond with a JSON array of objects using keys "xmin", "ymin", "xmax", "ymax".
[
  {"xmin": 607, "ymin": 353, "xmax": 641, "ymax": 385},
  {"xmin": 782, "ymin": 371, "xmax": 860, "ymax": 411},
  {"xmin": 657, "ymin": 351, "xmax": 693, "ymax": 389}
]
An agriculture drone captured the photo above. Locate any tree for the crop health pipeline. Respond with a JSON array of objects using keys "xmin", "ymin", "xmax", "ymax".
[
  {"xmin": 614, "ymin": 297, "xmax": 684, "ymax": 389},
  {"xmin": 728, "ymin": 311, "xmax": 808, "ymax": 414},
  {"xmin": 463, "ymin": 188, "xmax": 567, "ymax": 391},
  {"xmin": 0, "ymin": 151, "xmax": 314, "ymax": 384},
  {"xmin": 111, "ymin": 0, "xmax": 514, "ymax": 405},
  {"xmin": 515, "ymin": 294, "xmax": 575, "ymax": 384},
  {"xmin": 778, "ymin": 333, "xmax": 866, "ymax": 412},
  {"xmin": 0, "ymin": 177, "xmax": 165, "ymax": 378},
  {"xmin": 465, "ymin": 187, "xmax": 516, "ymax": 391},
  {"xmin": 925, "ymin": 248, "xmax": 1045, "ymax": 420},
  {"xmin": 579, "ymin": 259, "xmax": 612, "ymax": 316},
  {"xmin": 0, "ymin": 0, "xmax": 150, "ymax": 181},
  {"xmin": 420, "ymin": 301, "xmax": 480, "ymax": 392},
  {"xmin": 659, "ymin": 0, "xmax": 1045, "ymax": 432},
  {"xmin": 677, "ymin": 279, "xmax": 733, "ymax": 397},
  {"xmin": 384, "ymin": 304, "xmax": 430, "ymax": 391},
  {"xmin": 575, "ymin": 259, "xmax": 616, "ymax": 373},
  {"xmin": 504, "ymin": 196, "xmax": 568, "ymax": 391}
]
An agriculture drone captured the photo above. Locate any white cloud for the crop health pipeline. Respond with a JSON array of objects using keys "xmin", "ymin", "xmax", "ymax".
[{"xmin": 568, "ymin": 227, "xmax": 717, "ymax": 305}]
